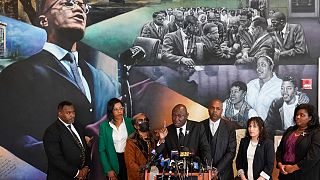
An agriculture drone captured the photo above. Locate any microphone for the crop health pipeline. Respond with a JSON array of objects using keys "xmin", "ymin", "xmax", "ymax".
[
  {"xmin": 119, "ymin": 46, "xmax": 146, "ymax": 65},
  {"xmin": 145, "ymin": 149, "xmax": 159, "ymax": 170}
]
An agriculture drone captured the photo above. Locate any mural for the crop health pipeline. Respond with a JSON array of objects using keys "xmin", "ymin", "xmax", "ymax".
[{"xmin": 0, "ymin": 0, "xmax": 319, "ymax": 179}]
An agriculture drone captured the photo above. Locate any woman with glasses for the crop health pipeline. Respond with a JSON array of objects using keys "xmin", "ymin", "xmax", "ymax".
[
  {"xmin": 124, "ymin": 113, "xmax": 158, "ymax": 180},
  {"xmin": 99, "ymin": 98, "xmax": 135, "ymax": 180},
  {"xmin": 276, "ymin": 104, "xmax": 320, "ymax": 180},
  {"xmin": 236, "ymin": 117, "xmax": 274, "ymax": 180}
]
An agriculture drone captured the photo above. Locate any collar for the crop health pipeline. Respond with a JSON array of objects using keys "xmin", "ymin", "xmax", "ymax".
[
  {"xmin": 180, "ymin": 30, "xmax": 188, "ymax": 40},
  {"xmin": 255, "ymin": 33, "xmax": 268, "ymax": 44},
  {"xmin": 176, "ymin": 121, "xmax": 187, "ymax": 133},
  {"xmin": 281, "ymin": 23, "xmax": 288, "ymax": 34},
  {"xmin": 209, "ymin": 118, "xmax": 221, "ymax": 125},
  {"xmin": 58, "ymin": 117, "xmax": 72, "ymax": 128},
  {"xmin": 43, "ymin": 42, "xmax": 79, "ymax": 64},
  {"xmin": 109, "ymin": 118, "xmax": 125, "ymax": 128}
]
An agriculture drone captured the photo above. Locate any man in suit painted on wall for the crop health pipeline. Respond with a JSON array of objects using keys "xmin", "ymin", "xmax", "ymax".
[
  {"xmin": 0, "ymin": 0, "xmax": 119, "ymax": 172},
  {"xmin": 162, "ymin": 15, "xmax": 201, "ymax": 66},
  {"xmin": 270, "ymin": 12, "xmax": 308, "ymax": 60},
  {"xmin": 140, "ymin": 10, "xmax": 169, "ymax": 43},
  {"xmin": 43, "ymin": 101, "xmax": 91, "ymax": 180},
  {"xmin": 235, "ymin": 17, "xmax": 275, "ymax": 64},
  {"xmin": 157, "ymin": 104, "xmax": 211, "ymax": 164},
  {"xmin": 167, "ymin": 10, "xmax": 184, "ymax": 33},
  {"xmin": 201, "ymin": 99, "xmax": 237, "ymax": 180}
]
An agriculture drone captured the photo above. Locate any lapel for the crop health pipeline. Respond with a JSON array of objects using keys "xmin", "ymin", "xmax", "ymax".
[
  {"xmin": 250, "ymin": 34, "xmax": 270, "ymax": 54},
  {"xmin": 168, "ymin": 124, "xmax": 179, "ymax": 150},
  {"xmin": 176, "ymin": 30, "xmax": 187, "ymax": 56},
  {"xmin": 283, "ymin": 24, "xmax": 290, "ymax": 44},
  {"xmin": 272, "ymin": 31, "xmax": 284, "ymax": 49},
  {"xmin": 183, "ymin": 120, "xmax": 193, "ymax": 146},
  {"xmin": 279, "ymin": 106, "xmax": 284, "ymax": 128},
  {"xmin": 150, "ymin": 22, "xmax": 161, "ymax": 39},
  {"xmin": 57, "ymin": 120, "xmax": 82, "ymax": 149}
]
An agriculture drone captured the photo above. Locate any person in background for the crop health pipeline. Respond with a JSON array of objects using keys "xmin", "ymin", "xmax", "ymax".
[
  {"xmin": 43, "ymin": 101, "xmax": 91, "ymax": 180},
  {"xmin": 276, "ymin": 104, "xmax": 320, "ymax": 180},
  {"xmin": 223, "ymin": 81, "xmax": 258, "ymax": 128},
  {"xmin": 99, "ymin": 98, "xmax": 135, "ymax": 180},
  {"xmin": 124, "ymin": 113, "xmax": 157, "ymax": 180},
  {"xmin": 236, "ymin": 117, "xmax": 274, "ymax": 180}
]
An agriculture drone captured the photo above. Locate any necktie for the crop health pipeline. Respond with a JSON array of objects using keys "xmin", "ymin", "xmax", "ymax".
[
  {"xmin": 178, "ymin": 128, "xmax": 185, "ymax": 146},
  {"xmin": 67, "ymin": 125, "xmax": 86, "ymax": 167},
  {"xmin": 63, "ymin": 52, "xmax": 86, "ymax": 95},
  {"xmin": 278, "ymin": 31, "xmax": 284, "ymax": 41},
  {"xmin": 211, "ymin": 122, "xmax": 215, "ymax": 136},
  {"xmin": 186, "ymin": 35, "xmax": 195, "ymax": 57},
  {"xmin": 158, "ymin": 26, "xmax": 163, "ymax": 38}
]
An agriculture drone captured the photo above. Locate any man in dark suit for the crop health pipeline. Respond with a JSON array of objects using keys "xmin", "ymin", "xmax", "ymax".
[
  {"xmin": 235, "ymin": 17, "xmax": 275, "ymax": 64},
  {"xmin": 140, "ymin": 10, "xmax": 169, "ymax": 43},
  {"xmin": 270, "ymin": 12, "xmax": 308, "ymax": 60},
  {"xmin": 157, "ymin": 104, "xmax": 211, "ymax": 164},
  {"xmin": 0, "ymin": 0, "xmax": 119, "ymax": 172},
  {"xmin": 162, "ymin": 15, "xmax": 201, "ymax": 66},
  {"xmin": 43, "ymin": 101, "xmax": 90, "ymax": 180},
  {"xmin": 201, "ymin": 99, "xmax": 236, "ymax": 180}
]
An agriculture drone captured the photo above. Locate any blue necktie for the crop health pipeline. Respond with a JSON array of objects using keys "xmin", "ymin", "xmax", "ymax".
[{"xmin": 64, "ymin": 52, "xmax": 86, "ymax": 95}]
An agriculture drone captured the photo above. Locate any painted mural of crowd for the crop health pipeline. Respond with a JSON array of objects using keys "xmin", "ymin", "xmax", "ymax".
[{"xmin": 137, "ymin": 6, "xmax": 308, "ymax": 66}]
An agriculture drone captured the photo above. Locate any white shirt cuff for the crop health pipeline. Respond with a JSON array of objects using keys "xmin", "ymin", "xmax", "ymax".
[
  {"xmin": 237, "ymin": 169, "xmax": 244, "ymax": 177},
  {"xmin": 260, "ymin": 171, "xmax": 270, "ymax": 180},
  {"xmin": 157, "ymin": 140, "xmax": 165, "ymax": 146}
]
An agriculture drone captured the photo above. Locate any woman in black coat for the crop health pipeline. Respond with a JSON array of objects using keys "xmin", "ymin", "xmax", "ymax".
[
  {"xmin": 236, "ymin": 117, "xmax": 274, "ymax": 180},
  {"xmin": 276, "ymin": 104, "xmax": 320, "ymax": 180}
]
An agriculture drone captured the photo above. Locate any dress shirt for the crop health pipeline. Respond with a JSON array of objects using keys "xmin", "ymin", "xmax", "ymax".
[
  {"xmin": 109, "ymin": 119, "xmax": 128, "ymax": 153},
  {"xmin": 247, "ymin": 140, "xmax": 258, "ymax": 180},
  {"xmin": 43, "ymin": 42, "xmax": 91, "ymax": 103},
  {"xmin": 281, "ymin": 23, "xmax": 288, "ymax": 38},
  {"xmin": 58, "ymin": 118, "xmax": 84, "ymax": 146},
  {"xmin": 222, "ymin": 102, "xmax": 259, "ymax": 119},
  {"xmin": 180, "ymin": 30, "xmax": 189, "ymax": 54},
  {"xmin": 209, "ymin": 119, "xmax": 220, "ymax": 136},
  {"xmin": 176, "ymin": 122, "xmax": 187, "ymax": 138}
]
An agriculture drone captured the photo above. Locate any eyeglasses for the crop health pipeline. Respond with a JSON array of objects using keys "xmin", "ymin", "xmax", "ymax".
[
  {"xmin": 136, "ymin": 118, "xmax": 149, "ymax": 124},
  {"xmin": 42, "ymin": 0, "xmax": 91, "ymax": 15},
  {"xmin": 113, "ymin": 107, "xmax": 124, "ymax": 112}
]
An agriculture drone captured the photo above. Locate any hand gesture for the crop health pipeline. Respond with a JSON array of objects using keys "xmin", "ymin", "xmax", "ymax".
[{"xmin": 107, "ymin": 170, "xmax": 118, "ymax": 180}]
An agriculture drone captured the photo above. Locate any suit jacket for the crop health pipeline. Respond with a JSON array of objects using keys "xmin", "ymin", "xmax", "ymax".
[
  {"xmin": 271, "ymin": 23, "xmax": 307, "ymax": 57},
  {"xmin": 43, "ymin": 120, "xmax": 90, "ymax": 180},
  {"xmin": 0, "ymin": 50, "xmax": 119, "ymax": 171},
  {"xmin": 276, "ymin": 126, "xmax": 320, "ymax": 180},
  {"xmin": 140, "ymin": 21, "xmax": 169, "ymax": 42},
  {"xmin": 158, "ymin": 120, "xmax": 211, "ymax": 163},
  {"xmin": 265, "ymin": 98, "xmax": 285, "ymax": 136},
  {"xmin": 202, "ymin": 118, "xmax": 236, "ymax": 180},
  {"xmin": 161, "ymin": 29, "xmax": 200, "ymax": 65},
  {"xmin": 236, "ymin": 137, "xmax": 274, "ymax": 180},
  {"xmin": 167, "ymin": 21, "xmax": 179, "ymax": 33},
  {"xmin": 249, "ymin": 33, "xmax": 275, "ymax": 57},
  {"xmin": 98, "ymin": 117, "xmax": 135, "ymax": 175}
]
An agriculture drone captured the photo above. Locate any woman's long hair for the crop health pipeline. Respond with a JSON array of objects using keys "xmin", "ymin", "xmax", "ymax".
[{"xmin": 106, "ymin": 98, "xmax": 124, "ymax": 122}]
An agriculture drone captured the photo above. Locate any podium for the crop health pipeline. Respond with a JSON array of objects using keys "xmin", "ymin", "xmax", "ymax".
[{"xmin": 145, "ymin": 170, "xmax": 212, "ymax": 180}]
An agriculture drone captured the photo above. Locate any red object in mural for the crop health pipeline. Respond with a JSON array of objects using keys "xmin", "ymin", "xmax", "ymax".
[{"xmin": 301, "ymin": 79, "xmax": 312, "ymax": 89}]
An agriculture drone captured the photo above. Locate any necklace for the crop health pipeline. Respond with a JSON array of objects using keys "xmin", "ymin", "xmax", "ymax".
[{"xmin": 250, "ymin": 140, "xmax": 258, "ymax": 147}]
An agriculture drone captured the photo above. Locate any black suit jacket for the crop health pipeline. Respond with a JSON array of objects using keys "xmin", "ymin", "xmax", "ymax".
[
  {"xmin": 276, "ymin": 126, "xmax": 320, "ymax": 180},
  {"xmin": 0, "ymin": 50, "xmax": 118, "ymax": 170},
  {"xmin": 159, "ymin": 120, "xmax": 211, "ymax": 163},
  {"xmin": 43, "ymin": 120, "xmax": 90, "ymax": 180},
  {"xmin": 236, "ymin": 137, "xmax": 274, "ymax": 180},
  {"xmin": 202, "ymin": 118, "xmax": 236, "ymax": 180}
]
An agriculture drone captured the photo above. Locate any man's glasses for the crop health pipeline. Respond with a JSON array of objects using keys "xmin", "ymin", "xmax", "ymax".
[{"xmin": 42, "ymin": 0, "xmax": 91, "ymax": 15}]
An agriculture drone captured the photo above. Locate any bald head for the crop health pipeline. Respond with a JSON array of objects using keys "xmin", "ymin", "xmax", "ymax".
[
  {"xmin": 208, "ymin": 99, "xmax": 223, "ymax": 121},
  {"xmin": 172, "ymin": 104, "xmax": 189, "ymax": 128}
]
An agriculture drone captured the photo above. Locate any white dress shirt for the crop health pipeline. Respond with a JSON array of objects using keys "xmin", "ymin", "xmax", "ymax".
[
  {"xmin": 176, "ymin": 121, "xmax": 187, "ymax": 138},
  {"xmin": 109, "ymin": 119, "xmax": 128, "ymax": 153},
  {"xmin": 58, "ymin": 118, "xmax": 84, "ymax": 146},
  {"xmin": 209, "ymin": 119, "xmax": 221, "ymax": 136}
]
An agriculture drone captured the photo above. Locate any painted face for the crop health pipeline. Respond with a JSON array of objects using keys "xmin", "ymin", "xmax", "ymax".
[
  {"xmin": 41, "ymin": 0, "xmax": 88, "ymax": 39},
  {"xmin": 206, "ymin": 26, "xmax": 219, "ymax": 41},
  {"xmin": 239, "ymin": 15, "xmax": 250, "ymax": 28},
  {"xmin": 172, "ymin": 106, "xmax": 188, "ymax": 128},
  {"xmin": 249, "ymin": 24, "xmax": 260, "ymax": 40},
  {"xmin": 175, "ymin": 13, "xmax": 184, "ymax": 28},
  {"xmin": 229, "ymin": 86, "xmax": 245, "ymax": 104},
  {"xmin": 208, "ymin": 100, "xmax": 223, "ymax": 121},
  {"xmin": 271, "ymin": 18, "xmax": 284, "ymax": 31},
  {"xmin": 248, "ymin": 121, "xmax": 260, "ymax": 139},
  {"xmin": 112, "ymin": 102, "xmax": 124, "ymax": 120},
  {"xmin": 58, "ymin": 105, "xmax": 76, "ymax": 124},
  {"xmin": 295, "ymin": 109, "xmax": 311, "ymax": 128},
  {"xmin": 256, "ymin": 57, "xmax": 273, "ymax": 81},
  {"xmin": 281, "ymin": 81, "xmax": 297, "ymax": 104},
  {"xmin": 154, "ymin": 13, "xmax": 165, "ymax": 26}
]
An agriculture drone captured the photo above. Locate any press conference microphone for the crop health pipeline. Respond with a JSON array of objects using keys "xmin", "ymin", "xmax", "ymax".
[
  {"xmin": 145, "ymin": 149, "xmax": 158, "ymax": 170},
  {"xmin": 168, "ymin": 159, "xmax": 176, "ymax": 179},
  {"xmin": 119, "ymin": 46, "xmax": 146, "ymax": 65}
]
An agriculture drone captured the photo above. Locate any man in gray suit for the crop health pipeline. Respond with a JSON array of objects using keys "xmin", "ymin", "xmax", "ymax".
[
  {"xmin": 140, "ymin": 10, "xmax": 169, "ymax": 43},
  {"xmin": 270, "ymin": 12, "xmax": 308, "ymax": 59},
  {"xmin": 201, "ymin": 99, "xmax": 236, "ymax": 180}
]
